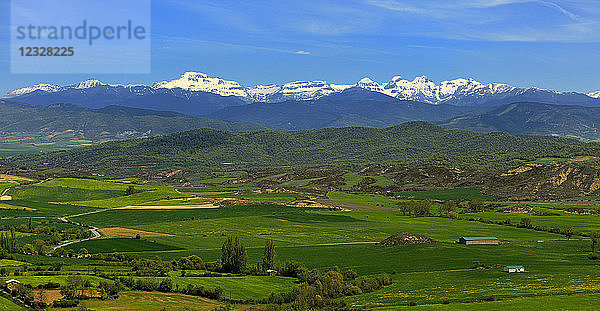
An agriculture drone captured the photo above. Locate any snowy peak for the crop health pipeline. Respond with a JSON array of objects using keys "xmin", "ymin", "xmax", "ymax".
[
  {"xmin": 6, "ymin": 84, "xmax": 61, "ymax": 97},
  {"xmin": 4, "ymin": 72, "xmax": 599, "ymax": 107},
  {"xmin": 356, "ymin": 78, "xmax": 383, "ymax": 93},
  {"xmin": 247, "ymin": 81, "xmax": 352, "ymax": 102},
  {"xmin": 588, "ymin": 91, "xmax": 600, "ymax": 98},
  {"xmin": 152, "ymin": 72, "xmax": 248, "ymax": 97},
  {"xmin": 181, "ymin": 72, "xmax": 209, "ymax": 79},
  {"xmin": 380, "ymin": 75, "xmax": 437, "ymax": 100},
  {"xmin": 74, "ymin": 79, "xmax": 107, "ymax": 89}
]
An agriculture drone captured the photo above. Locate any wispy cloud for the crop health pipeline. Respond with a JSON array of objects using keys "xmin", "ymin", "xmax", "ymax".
[
  {"xmin": 365, "ymin": 0, "xmax": 599, "ymax": 42},
  {"xmin": 294, "ymin": 50, "xmax": 311, "ymax": 55}
]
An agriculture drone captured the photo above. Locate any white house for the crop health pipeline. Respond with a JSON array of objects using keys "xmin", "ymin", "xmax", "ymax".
[
  {"xmin": 503, "ymin": 266, "xmax": 525, "ymax": 273},
  {"xmin": 0, "ymin": 195, "xmax": 12, "ymax": 201}
]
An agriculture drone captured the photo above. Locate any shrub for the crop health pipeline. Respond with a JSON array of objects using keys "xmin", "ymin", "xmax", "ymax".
[{"xmin": 53, "ymin": 299, "xmax": 79, "ymax": 308}]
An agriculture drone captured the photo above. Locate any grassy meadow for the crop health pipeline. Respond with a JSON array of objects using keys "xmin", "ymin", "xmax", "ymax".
[{"xmin": 0, "ymin": 175, "xmax": 599, "ymax": 310}]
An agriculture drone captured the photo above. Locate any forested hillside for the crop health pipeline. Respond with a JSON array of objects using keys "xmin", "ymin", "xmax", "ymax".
[
  {"xmin": 10, "ymin": 122, "xmax": 600, "ymax": 172},
  {"xmin": 0, "ymin": 101, "xmax": 268, "ymax": 139}
]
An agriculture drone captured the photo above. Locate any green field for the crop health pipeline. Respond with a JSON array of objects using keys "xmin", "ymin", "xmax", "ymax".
[
  {"xmin": 63, "ymin": 238, "xmax": 181, "ymax": 253},
  {"xmin": 395, "ymin": 188, "xmax": 494, "ymax": 201},
  {"xmin": 385, "ymin": 293, "xmax": 600, "ymax": 310},
  {"xmin": 73, "ymin": 291, "xmax": 225, "ymax": 311},
  {"xmin": 341, "ymin": 172, "xmax": 394, "ymax": 189},
  {"xmin": 327, "ymin": 191, "xmax": 400, "ymax": 207},
  {"xmin": 134, "ymin": 274, "xmax": 296, "ymax": 300},
  {"xmin": 2, "ymin": 175, "xmax": 600, "ymax": 310},
  {"xmin": 0, "ymin": 295, "xmax": 25, "ymax": 311},
  {"xmin": 460, "ymin": 211, "xmax": 600, "ymax": 235}
]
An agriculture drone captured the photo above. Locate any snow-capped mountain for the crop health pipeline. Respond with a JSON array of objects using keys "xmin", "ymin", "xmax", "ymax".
[
  {"xmin": 153, "ymin": 72, "xmax": 249, "ymax": 98},
  {"xmin": 4, "ymin": 72, "xmax": 600, "ymax": 108},
  {"xmin": 6, "ymin": 84, "xmax": 61, "ymax": 97},
  {"xmin": 247, "ymin": 81, "xmax": 353, "ymax": 102},
  {"xmin": 588, "ymin": 91, "xmax": 600, "ymax": 98}
]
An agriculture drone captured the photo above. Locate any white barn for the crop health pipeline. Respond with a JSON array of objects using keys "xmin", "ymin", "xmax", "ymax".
[{"xmin": 503, "ymin": 266, "xmax": 525, "ymax": 273}]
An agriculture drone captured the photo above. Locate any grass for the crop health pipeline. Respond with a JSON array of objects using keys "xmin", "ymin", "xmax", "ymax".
[
  {"xmin": 0, "ymin": 200, "xmax": 98, "ymax": 217},
  {"xmin": 381, "ymin": 293, "xmax": 600, "ymax": 310},
  {"xmin": 137, "ymin": 199, "xmax": 212, "ymax": 206},
  {"xmin": 0, "ymin": 259, "xmax": 27, "ymax": 267},
  {"xmin": 327, "ymin": 191, "xmax": 400, "ymax": 207},
  {"xmin": 0, "ymin": 295, "xmax": 25, "ymax": 311},
  {"xmin": 177, "ymin": 186, "xmax": 260, "ymax": 192},
  {"xmin": 36, "ymin": 178, "xmax": 154, "ymax": 191},
  {"xmin": 8, "ymin": 186, "xmax": 124, "ymax": 202},
  {"xmin": 70, "ymin": 205, "xmax": 311, "ymax": 227},
  {"xmin": 62, "ymin": 238, "xmax": 181, "ymax": 253},
  {"xmin": 459, "ymin": 211, "xmax": 600, "ymax": 235},
  {"xmin": 7, "ymin": 179, "xmax": 600, "ymax": 310},
  {"xmin": 70, "ymin": 188, "xmax": 190, "ymax": 208},
  {"xmin": 135, "ymin": 274, "xmax": 296, "ymax": 300},
  {"xmin": 229, "ymin": 192, "xmax": 303, "ymax": 203},
  {"xmin": 346, "ymin": 267, "xmax": 600, "ymax": 308},
  {"xmin": 0, "ymin": 275, "xmax": 111, "ymax": 287},
  {"xmin": 280, "ymin": 177, "xmax": 326, "ymax": 187},
  {"xmin": 341, "ymin": 173, "xmax": 394, "ymax": 190},
  {"xmin": 395, "ymin": 188, "xmax": 494, "ymax": 201},
  {"xmin": 72, "ymin": 291, "xmax": 228, "ymax": 311}
]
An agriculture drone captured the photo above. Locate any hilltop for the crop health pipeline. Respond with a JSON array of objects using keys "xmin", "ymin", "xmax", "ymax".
[{"xmin": 9, "ymin": 122, "xmax": 600, "ymax": 172}]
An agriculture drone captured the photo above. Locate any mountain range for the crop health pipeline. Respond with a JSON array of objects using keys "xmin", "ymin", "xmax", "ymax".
[
  {"xmin": 441, "ymin": 102, "xmax": 600, "ymax": 141},
  {"xmin": 0, "ymin": 100, "xmax": 267, "ymax": 140},
  {"xmin": 6, "ymin": 72, "xmax": 600, "ymax": 108},
  {"xmin": 207, "ymin": 88, "xmax": 490, "ymax": 130},
  {"xmin": 2, "ymin": 72, "xmax": 600, "ymax": 141}
]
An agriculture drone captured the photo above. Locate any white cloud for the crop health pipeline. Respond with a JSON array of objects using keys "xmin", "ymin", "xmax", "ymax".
[
  {"xmin": 365, "ymin": 0, "xmax": 600, "ymax": 42},
  {"xmin": 295, "ymin": 50, "xmax": 311, "ymax": 55}
]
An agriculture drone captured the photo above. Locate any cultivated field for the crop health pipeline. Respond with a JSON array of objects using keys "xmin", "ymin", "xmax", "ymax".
[{"xmin": 0, "ymin": 174, "xmax": 599, "ymax": 310}]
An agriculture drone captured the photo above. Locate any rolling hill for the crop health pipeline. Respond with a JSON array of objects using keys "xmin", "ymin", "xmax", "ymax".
[
  {"xmin": 440, "ymin": 102, "xmax": 600, "ymax": 140},
  {"xmin": 0, "ymin": 100, "xmax": 269, "ymax": 140},
  {"xmin": 10, "ymin": 121, "xmax": 600, "ymax": 172}
]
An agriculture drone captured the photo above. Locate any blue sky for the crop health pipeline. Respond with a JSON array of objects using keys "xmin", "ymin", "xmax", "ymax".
[{"xmin": 1, "ymin": 0, "xmax": 599, "ymax": 94}]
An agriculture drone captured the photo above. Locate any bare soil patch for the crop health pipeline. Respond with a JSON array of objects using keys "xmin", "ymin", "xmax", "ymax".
[{"xmin": 99, "ymin": 227, "xmax": 174, "ymax": 238}]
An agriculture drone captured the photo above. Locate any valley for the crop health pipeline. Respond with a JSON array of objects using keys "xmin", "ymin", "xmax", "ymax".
[{"xmin": 0, "ymin": 140, "xmax": 600, "ymax": 309}]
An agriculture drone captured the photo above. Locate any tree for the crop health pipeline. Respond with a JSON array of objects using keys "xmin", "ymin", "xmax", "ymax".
[
  {"xmin": 413, "ymin": 201, "xmax": 432, "ymax": 217},
  {"xmin": 439, "ymin": 201, "xmax": 457, "ymax": 216},
  {"xmin": 591, "ymin": 231, "xmax": 600, "ymax": 253},
  {"xmin": 23, "ymin": 244, "xmax": 35, "ymax": 254},
  {"xmin": 61, "ymin": 275, "xmax": 84, "ymax": 299},
  {"xmin": 519, "ymin": 217, "xmax": 532, "ymax": 229},
  {"xmin": 262, "ymin": 239, "xmax": 276, "ymax": 271},
  {"xmin": 397, "ymin": 202, "xmax": 411, "ymax": 216},
  {"xmin": 320, "ymin": 270, "xmax": 345, "ymax": 298},
  {"xmin": 468, "ymin": 198, "xmax": 484, "ymax": 212},
  {"xmin": 158, "ymin": 278, "xmax": 173, "ymax": 292},
  {"xmin": 126, "ymin": 185, "xmax": 138, "ymax": 196},
  {"xmin": 221, "ymin": 236, "xmax": 248, "ymax": 273},
  {"xmin": 563, "ymin": 225, "xmax": 574, "ymax": 240}
]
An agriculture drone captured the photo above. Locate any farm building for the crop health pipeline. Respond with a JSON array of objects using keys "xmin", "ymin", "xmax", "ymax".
[
  {"xmin": 266, "ymin": 269, "xmax": 278, "ymax": 276},
  {"xmin": 0, "ymin": 195, "xmax": 12, "ymax": 201},
  {"xmin": 458, "ymin": 236, "xmax": 499, "ymax": 245},
  {"xmin": 5, "ymin": 279, "xmax": 20, "ymax": 292},
  {"xmin": 503, "ymin": 266, "xmax": 525, "ymax": 273}
]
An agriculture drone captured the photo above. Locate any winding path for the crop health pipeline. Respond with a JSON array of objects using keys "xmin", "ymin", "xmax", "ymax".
[{"xmin": 53, "ymin": 209, "xmax": 107, "ymax": 251}]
